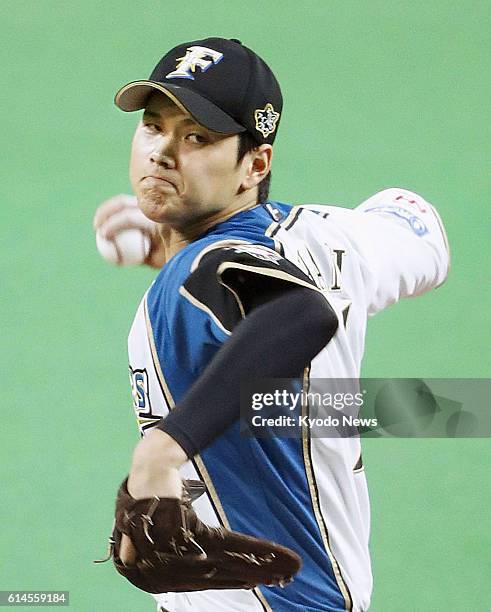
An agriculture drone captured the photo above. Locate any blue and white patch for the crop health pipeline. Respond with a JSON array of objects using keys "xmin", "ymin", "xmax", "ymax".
[{"xmin": 366, "ymin": 206, "xmax": 429, "ymax": 236}]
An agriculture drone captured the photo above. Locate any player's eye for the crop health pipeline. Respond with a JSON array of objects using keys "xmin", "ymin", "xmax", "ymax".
[
  {"xmin": 143, "ymin": 121, "xmax": 162, "ymax": 133},
  {"xmin": 185, "ymin": 132, "xmax": 208, "ymax": 144}
]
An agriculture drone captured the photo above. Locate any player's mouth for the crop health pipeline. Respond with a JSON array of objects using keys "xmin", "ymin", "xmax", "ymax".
[{"xmin": 142, "ymin": 175, "xmax": 178, "ymax": 191}]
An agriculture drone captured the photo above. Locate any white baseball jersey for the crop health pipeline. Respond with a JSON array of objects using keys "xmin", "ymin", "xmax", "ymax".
[{"xmin": 127, "ymin": 188, "xmax": 449, "ymax": 611}]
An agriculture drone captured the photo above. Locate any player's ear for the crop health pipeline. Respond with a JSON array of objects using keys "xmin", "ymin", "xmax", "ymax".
[{"xmin": 240, "ymin": 145, "xmax": 273, "ymax": 191}]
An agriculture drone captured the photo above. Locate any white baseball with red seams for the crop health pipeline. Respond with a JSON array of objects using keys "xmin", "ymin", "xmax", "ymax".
[{"xmin": 96, "ymin": 229, "xmax": 151, "ymax": 265}]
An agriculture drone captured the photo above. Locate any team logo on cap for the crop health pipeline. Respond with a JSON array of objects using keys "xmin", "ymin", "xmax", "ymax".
[
  {"xmin": 166, "ymin": 46, "xmax": 224, "ymax": 80},
  {"xmin": 254, "ymin": 103, "xmax": 280, "ymax": 138}
]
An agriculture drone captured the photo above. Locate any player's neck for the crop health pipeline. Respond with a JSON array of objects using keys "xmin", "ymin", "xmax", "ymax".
[
  {"xmin": 158, "ymin": 194, "xmax": 258, "ymax": 263},
  {"xmin": 183, "ymin": 194, "xmax": 258, "ymax": 240}
]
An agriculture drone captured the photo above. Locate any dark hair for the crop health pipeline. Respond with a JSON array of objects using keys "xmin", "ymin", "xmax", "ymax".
[{"xmin": 237, "ymin": 132, "xmax": 271, "ymax": 204}]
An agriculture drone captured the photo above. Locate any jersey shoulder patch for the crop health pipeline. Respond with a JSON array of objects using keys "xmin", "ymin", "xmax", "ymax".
[{"xmin": 182, "ymin": 240, "xmax": 319, "ymax": 333}]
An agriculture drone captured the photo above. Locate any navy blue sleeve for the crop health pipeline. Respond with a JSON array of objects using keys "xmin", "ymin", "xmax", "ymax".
[{"xmin": 157, "ymin": 286, "xmax": 338, "ymax": 457}]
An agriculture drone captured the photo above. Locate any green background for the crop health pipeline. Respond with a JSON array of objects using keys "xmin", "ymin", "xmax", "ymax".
[{"xmin": 1, "ymin": 1, "xmax": 489, "ymax": 610}]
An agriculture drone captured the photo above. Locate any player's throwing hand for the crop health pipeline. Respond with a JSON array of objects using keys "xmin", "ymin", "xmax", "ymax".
[{"xmin": 93, "ymin": 194, "xmax": 166, "ymax": 268}]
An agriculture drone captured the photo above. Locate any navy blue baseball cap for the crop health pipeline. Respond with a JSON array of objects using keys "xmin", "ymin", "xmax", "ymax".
[{"xmin": 114, "ymin": 37, "xmax": 282, "ymax": 144}]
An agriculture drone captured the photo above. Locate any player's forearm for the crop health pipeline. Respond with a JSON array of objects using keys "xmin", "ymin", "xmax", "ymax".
[{"xmin": 157, "ymin": 287, "xmax": 338, "ymax": 457}]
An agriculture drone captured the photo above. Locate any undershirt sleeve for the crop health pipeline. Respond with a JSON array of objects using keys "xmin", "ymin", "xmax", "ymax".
[{"xmin": 157, "ymin": 286, "xmax": 338, "ymax": 457}]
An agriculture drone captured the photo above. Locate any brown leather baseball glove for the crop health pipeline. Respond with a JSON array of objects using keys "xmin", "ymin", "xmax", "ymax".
[{"xmin": 95, "ymin": 478, "xmax": 302, "ymax": 593}]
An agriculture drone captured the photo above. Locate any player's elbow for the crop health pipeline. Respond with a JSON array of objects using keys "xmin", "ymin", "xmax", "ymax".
[{"xmin": 302, "ymin": 290, "xmax": 339, "ymax": 350}]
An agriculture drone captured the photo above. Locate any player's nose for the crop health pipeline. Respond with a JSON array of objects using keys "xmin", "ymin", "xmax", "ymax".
[{"xmin": 150, "ymin": 137, "xmax": 176, "ymax": 169}]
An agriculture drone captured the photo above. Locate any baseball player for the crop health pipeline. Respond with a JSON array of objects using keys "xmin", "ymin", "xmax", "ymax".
[{"xmin": 93, "ymin": 38, "xmax": 450, "ymax": 611}]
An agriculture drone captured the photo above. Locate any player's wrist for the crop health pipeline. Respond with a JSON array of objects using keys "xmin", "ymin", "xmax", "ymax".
[
  {"xmin": 133, "ymin": 430, "xmax": 186, "ymax": 467},
  {"xmin": 127, "ymin": 464, "xmax": 183, "ymax": 500},
  {"xmin": 128, "ymin": 429, "xmax": 187, "ymax": 499}
]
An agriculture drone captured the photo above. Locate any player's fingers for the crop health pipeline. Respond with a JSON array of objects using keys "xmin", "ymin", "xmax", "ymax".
[
  {"xmin": 92, "ymin": 194, "xmax": 137, "ymax": 230},
  {"xmin": 120, "ymin": 534, "xmax": 137, "ymax": 567},
  {"xmin": 98, "ymin": 208, "xmax": 156, "ymax": 240}
]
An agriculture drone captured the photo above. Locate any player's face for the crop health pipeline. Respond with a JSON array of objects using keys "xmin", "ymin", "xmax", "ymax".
[{"xmin": 130, "ymin": 93, "xmax": 248, "ymax": 227}]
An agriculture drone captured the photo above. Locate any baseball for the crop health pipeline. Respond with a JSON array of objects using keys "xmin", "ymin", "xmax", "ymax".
[{"xmin": 96, "ymin": 229, "xmax": 151, "ymax": 266}]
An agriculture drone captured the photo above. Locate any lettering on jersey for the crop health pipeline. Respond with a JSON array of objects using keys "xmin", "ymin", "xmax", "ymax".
[
  {"xmin": 296, "ymin": 246, "xmax": 345, "ymax": 291},
  {"xmin": 128, "ymin": 366, "xmax": 161, "ymax": 434},
  {"xmin": 297, "ymin": 247, "xmax": 326, "ymax": 289},
  {"xmin": 130, "ymin": 367, "xmax": 148, "ymax": 410},
  {"xmin": 342, "ymin": 304, "xmax": 350, "ymax": 328},
  {"xmin": 223, "ymin": 244, "xmax": 282, "ymax": 265},
  {"xmin": 366, "ymin": 206, "xmax": 429, "ymax": 236},
  {"xmin": 330, "ymin": 249, "xmax": 345, "ymax": 291},
  {"xmin": 166, "ymin": 46, "xmax": 224, "ymax": 80}
]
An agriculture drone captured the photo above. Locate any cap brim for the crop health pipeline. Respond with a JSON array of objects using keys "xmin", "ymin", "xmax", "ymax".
[{"xmin": 114, "ymin": 81, "xmax": 246, "ymax": 135}]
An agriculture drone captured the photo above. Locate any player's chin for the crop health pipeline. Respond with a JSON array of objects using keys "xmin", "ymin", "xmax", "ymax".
[{"xmin": 137, "ymin": 193, "xmax": 180, "ymax": 224}]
